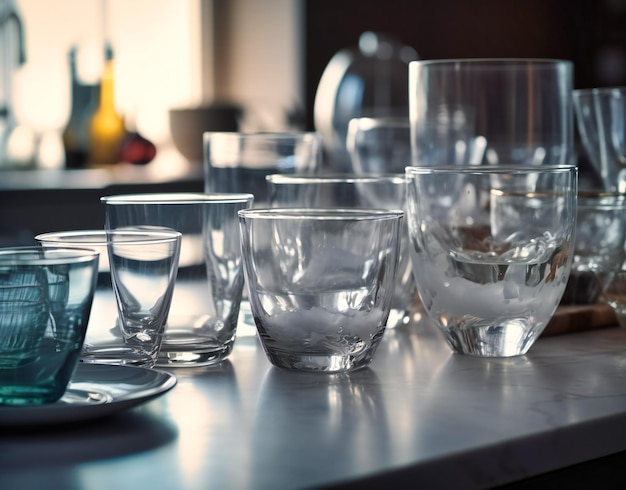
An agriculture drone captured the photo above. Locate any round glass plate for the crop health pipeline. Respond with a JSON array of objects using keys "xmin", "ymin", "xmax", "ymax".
[{"xmin": 0, "ymin": 363, "xmax": 176, "ymax": 427}]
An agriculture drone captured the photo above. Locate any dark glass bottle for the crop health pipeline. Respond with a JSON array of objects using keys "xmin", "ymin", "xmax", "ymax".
[{"xmin": 62, "ymin": 46, "xmax": 99, "ymax": 169}]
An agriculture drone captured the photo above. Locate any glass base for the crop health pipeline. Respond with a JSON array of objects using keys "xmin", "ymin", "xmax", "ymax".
[
  {"xmin": 263, "ymin": 348, "xmax": 377, "ymax": 373},
  {"xmin": 80, "ymin": 344, "xmax": 156, "ymax": 368},
  {"xmin": 156, "ymin": 342, "xmax": 234, "ymax": 367},
  {"xmin": 0, "ymin": 387, "xmax": 62, "ymax": 406},
  {"xmin": 386, "ymin": 308, "xmax": 412, "ymax": 328},
  {"xmin": 440, "ymin": 320, "xmax": 544, "ymax": 358}
]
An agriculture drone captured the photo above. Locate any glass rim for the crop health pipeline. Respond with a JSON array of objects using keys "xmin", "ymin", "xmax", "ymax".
[
  {"xmin": 577, "ymin": 191, "xmax": 626, "ymax": 208},
  {"xmin": 35, "ymin": 229, "xmax": 182, "ymax": 246},
  {"xmin": 347, "ymin": 116, "xmax": 410, "ymax": 129},
  {"xmin": 266, "ymin": 173, "xmax": 405, "ymax": 184},
  {"xmin": 0, "ymin": 246, "xmax": 99, "ymax": 265},
  {"xmin": 578, "ymin": 190, "xmax": 626, "ymax": 198},
  {"xmin": 101, "ymin": 192, "xmax": 254, "ymax": 205},
  {"xmin": 238, "ymin": 208, "xmax": 404, "ymax": 221},
  {"xmin": 573, "ymin": 87, "xmax": 626, "ymax": 98},
  {"xmin": 405, "ymin": 164, "xmax": 577, "ymax": 176},
  {"xmin": 203, "ymin": 131, "xmax": 322, "ymax": 142},
  {"xmin": 409, "ymin": 58, "xmax": 573, "ymax": 69}
]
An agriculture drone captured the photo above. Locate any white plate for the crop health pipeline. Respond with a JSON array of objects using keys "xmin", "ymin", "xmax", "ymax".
[{"xmin": 0, "ymin": 363, "xmax": 176, "ymax": 427}]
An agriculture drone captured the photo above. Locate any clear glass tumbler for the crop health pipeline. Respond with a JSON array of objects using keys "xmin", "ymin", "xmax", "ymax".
[
  {"xmin": 36, "ymin": 229, "xmax": 182, "ymax": 368},
  {"xmin": 409, "ymin": 59, "xmax": 574, "ymax": 166},
  {"xmin": 406, "ymin": 165, "xmax": 577, "ymax": 357},
  {"xmin": 239, "ymin": 208, "xmax": 404, "ymax": 373},
  {"xmin": 101, "ymin": 193, "xmax": 253, "ymax": 367}
]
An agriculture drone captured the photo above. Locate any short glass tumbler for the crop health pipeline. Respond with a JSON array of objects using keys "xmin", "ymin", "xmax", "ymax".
[
  {"xmin": 239, "ymin": 208, "xmax": 404, "ymax": 373},
  {"xmin": 0, "ymin": 247, "xmax": 99, "ymax": 405},
  {"xmin": 102, "ymin": 193, "xmax": 254, "ymax": 367},
  {"xmin": 107, "ymin": 230, "xmax": 182, "ymax": 366},
  {"xmin": 406, "ymin": 165, "xmax": 577, "ymax": 357},
  {"xmin": 266, "ymin": 173, "xmax": 418, "ymax": 327},
  {"xmin": 36, "ymin": 230, "xmax": 182, "ymax": 368}
]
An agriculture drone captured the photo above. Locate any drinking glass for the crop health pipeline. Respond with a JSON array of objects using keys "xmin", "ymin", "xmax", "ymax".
[
  {"xmin": 101, "ymin": 193, "xmax": 253, "ymax": 367},
  {"xmin": 203, "ymin": 131, "xmax": 322, "ymax": 205},
  {"xmin": 561, "ymin": 191, "xmax": 626, "ymax": 305},
  {"xmin": 596, "ymin": 269, "xmax": 626, "ymax": 329},
  {"xmin": 239, "ymin": 208, "xmax": 403, "ymax": 373},
  {"xmin": 266, "ymin": 173, "xmax": 418, "ymax": 327},
  {"xmin": 409, "ymin": 59, "xmax": 573, "ymax": 166},
  {"xmin": 405, "ymin": 165, "xmax": 577, "ymax": 357},
  {"xmin": 346, "ymin": 117, "xmax": 411, "ymax": 174},
  {"xmin": 0, "ymin": 246, "xmax": 99, "ymax": 405},
  {"xmin": 36, "ymin": 229, "xmax": 182, "ymax": 368},
  {"xmin": 573, "ymin": 87, "xmax": 626, "ymax": 192},
  {"xmin": 313, "ymin": 31, "xmax": 418, "ymax": 172}
]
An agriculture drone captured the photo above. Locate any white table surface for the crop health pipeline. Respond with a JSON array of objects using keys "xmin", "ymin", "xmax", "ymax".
[{"xmin": 1, "ymin": 306, "xmax": 626, "ymax": 490}]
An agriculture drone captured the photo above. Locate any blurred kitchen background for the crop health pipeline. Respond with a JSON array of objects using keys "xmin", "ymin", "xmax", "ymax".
[
  {"xmin": 1, "ymin": 0, "xmax": 625, "ymax": 242},
  {"xmin": 0, "ymin": 0, "xmax": 304, "ymax": 173}
]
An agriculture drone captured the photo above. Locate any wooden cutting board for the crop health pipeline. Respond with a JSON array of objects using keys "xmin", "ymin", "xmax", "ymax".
[{"xmin": 542, "ymin": 303, "xmax": 618, "ymax": 337}]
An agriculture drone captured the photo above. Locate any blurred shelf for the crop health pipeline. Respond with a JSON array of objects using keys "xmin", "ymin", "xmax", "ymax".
[
  {"xmin": 0, "ymin": 147, "xmax": 203, "ymax": 191},
  {"xmin": 0, "ymin": 147, "xmax": 204, "ymax": 246}
]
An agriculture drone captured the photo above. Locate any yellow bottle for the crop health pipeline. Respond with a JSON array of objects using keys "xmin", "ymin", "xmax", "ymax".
[{"xmin": 88, "ymin": 43, "xmax": 126, "ymax": 165}]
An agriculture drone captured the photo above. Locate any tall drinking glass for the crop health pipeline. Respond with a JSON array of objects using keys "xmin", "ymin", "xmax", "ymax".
[
  {"xmin": 204, "ymin": 132, "xmax": 322, "ymax": 333},
  {"xmin": 409, "ymin": 59, "xmax": 574, "ymax": 166},
  {"xmin": 267, "ymin": 173, "xmax": 418, "ymax": 327},
  {"xmin": 101, "ymin": 193, "xmax": 253, "ymax": 367},
  {"xmin": 203, "ymin": 131, "xmax": 322, "ymax": 206}
]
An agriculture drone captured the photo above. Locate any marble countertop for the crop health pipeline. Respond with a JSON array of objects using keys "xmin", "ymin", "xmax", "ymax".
[{"xmin": 1, "ymin": 309, "xmax": 626, "ymax": 489}]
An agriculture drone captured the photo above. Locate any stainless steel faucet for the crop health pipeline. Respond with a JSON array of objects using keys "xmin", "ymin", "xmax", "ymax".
[
  {"xmin": 0, "ymin": 5, "xmax": 26, "ymax": 63},
  {"xmin": 0, "ymin": 0, "xmax": 26, "ymax": 166},
  {"xmin": 0, "ymin": 0, "xmax": 26, "ymax": 121}
]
